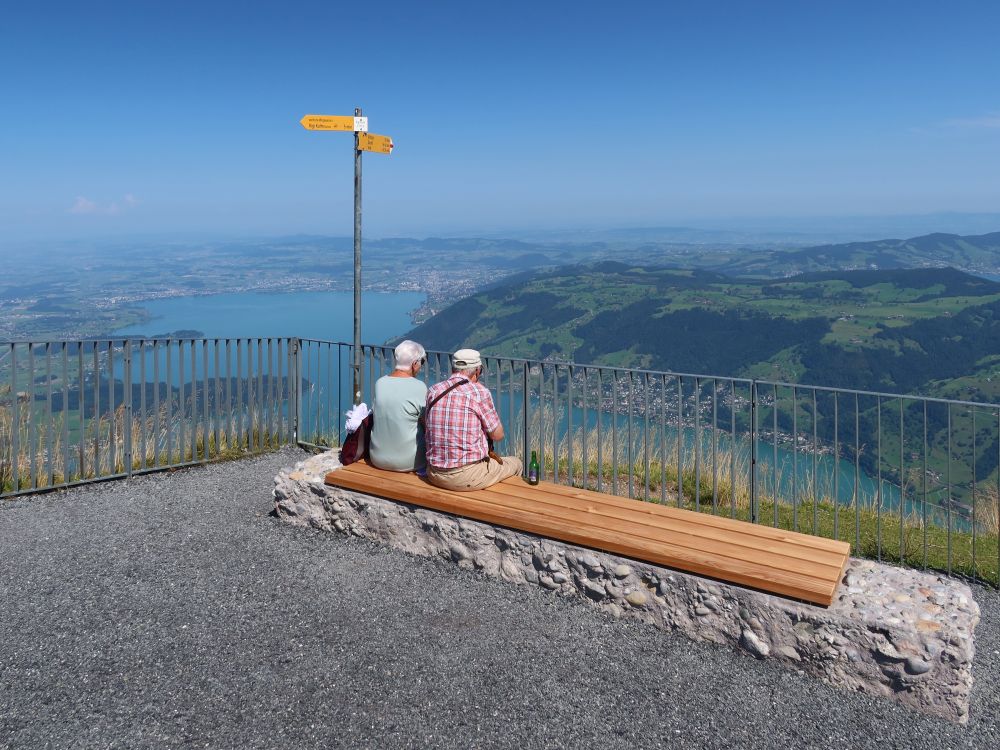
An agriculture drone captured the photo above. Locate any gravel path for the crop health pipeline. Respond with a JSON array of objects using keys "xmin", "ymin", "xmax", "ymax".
[{"xmin": 1, "ymin": 447, "xmax": 997, "ymax": 750}]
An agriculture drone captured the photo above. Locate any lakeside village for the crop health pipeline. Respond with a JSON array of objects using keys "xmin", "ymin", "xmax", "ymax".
[
  {"xmin": 524, "ymin": 372, "xmax": 957, "ymax": 505},
  {"xmin": 519, "ymin": 368, "xmax": 852, "ymax": 464},
  {"xmin": 0, "ymin": 263, "xmax": 509, "ymax": 341}
]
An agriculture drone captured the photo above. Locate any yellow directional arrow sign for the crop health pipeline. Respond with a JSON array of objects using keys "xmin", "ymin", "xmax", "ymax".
[
  {"xmin": 357, "ymin": 132, "xmax": 394, "ymax": 155},
  {"xmin": 300, "ymin": 114, "xmax": 368, "ymax": 132}
]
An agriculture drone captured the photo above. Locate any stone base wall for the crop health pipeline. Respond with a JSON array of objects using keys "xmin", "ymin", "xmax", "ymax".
[{"xmin": 273, "ymin": 452, "xmax": 981, "ymax": 724}]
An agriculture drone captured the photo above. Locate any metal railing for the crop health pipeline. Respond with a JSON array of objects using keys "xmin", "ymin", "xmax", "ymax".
[
  {"xmin": 296, "ymin": 340, "xmax": 999, "ymax": 587},
  {"xmin": 3, "ymin": 336, "xmax": 998, "ymax": 587},
  {"xmin": 1, "ymin": 338, "xmax": 299, "ymax": 496}
]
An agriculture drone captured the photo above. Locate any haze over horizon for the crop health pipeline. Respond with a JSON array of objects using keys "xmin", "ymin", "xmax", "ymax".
[{"xmin": 2, "ymin": 1, "xmax": 999, "ymax": 245}]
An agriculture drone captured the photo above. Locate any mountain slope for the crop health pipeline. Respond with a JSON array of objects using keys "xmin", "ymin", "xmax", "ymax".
[
  {"xmin": 720, "ymin": 232, "xmax": 1000, "ymax": 277},
  {"xmin": 401, "ymin": 264, "xmax": 1000, "ymax": 399}
]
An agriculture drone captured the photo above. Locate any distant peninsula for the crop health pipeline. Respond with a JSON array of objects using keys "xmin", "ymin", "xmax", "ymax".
[{"xmin": 120, "ymin": 329, "xmax": 206, "ymax": 340}]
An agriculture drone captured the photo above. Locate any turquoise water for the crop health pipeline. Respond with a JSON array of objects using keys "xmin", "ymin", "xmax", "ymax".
[
  {"xmin": 114, "ymin": 290, "xmax": 425, "ymax": 344},
  {"xmin": 111, "ymin": 289, "xmax": 915, "ymax": 519},
  {"xmin": 110, "ymin": 289, "xmax": 424, "ymax": 399},
  {"xmin": 298, "ymin": 350, "xmax": 912, "ymax": 517}
]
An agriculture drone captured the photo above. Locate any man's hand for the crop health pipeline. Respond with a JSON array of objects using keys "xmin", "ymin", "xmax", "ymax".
[{"xmin": 487, "ymin": 426, "xmax": 504, "ymax": 465}]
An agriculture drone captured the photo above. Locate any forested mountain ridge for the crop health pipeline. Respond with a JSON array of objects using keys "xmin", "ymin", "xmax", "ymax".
[
  {"xmin": 719, "ymin": 231, "xmax": 1000, "ymax": 277},
  {"xmin": 402, "ymin": 264, "xmax": 1000, "ymax": 402}
]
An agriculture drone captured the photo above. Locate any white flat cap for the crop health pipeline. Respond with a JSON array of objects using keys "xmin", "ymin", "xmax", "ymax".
[{"xmin": 452, "ymin": 348, "xmax": 482, "ymax": 368}]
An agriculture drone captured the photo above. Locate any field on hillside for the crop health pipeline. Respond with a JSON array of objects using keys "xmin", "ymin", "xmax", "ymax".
[{"xmin": 406, "ymin": 265, "xmax": 1000, "ymax": 397}]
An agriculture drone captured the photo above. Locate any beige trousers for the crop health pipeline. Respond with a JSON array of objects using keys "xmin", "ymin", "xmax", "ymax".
[{"xmin": 427, "ymin": 456, "xmax": 524, "ymax": 491}]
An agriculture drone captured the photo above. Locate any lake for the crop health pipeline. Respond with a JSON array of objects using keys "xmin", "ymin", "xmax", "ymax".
[
  {"xmin": 114, "ymin": 290, "xmax": 425, "ymax": 344},
  {"xmin": 111, "ymin": 289, "xmax": 911, "ymax": 518}
]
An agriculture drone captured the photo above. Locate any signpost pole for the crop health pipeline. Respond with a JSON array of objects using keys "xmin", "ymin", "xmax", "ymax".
[
  {"xmin": 300, "ymin": 108, "xmax": 390, "ymax": 407},
  {"xmin": 353, "ymin": 106, "xmax": 363, "ymax": 405}
]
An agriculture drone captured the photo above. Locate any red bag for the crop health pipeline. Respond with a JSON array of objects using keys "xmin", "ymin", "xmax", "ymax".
[{"xmin": 340, "ymin": 413, "xmax": 373, "ymax": 465}]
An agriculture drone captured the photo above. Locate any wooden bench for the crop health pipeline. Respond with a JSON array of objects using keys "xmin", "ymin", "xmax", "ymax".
[{"xmin": 324, "ymin": 461, "xmax": 850, "ymax": 606}]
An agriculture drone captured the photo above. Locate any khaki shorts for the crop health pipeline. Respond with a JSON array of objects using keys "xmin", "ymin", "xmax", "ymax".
[{"xmin": 427, "ymin": 456, "xmax": 524, "ymax": 491}]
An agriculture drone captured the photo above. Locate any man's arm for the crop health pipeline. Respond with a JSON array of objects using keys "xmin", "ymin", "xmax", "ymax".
[{"xmin": 476, "ymin": 386, "xmax": 504, "ymax": 442}]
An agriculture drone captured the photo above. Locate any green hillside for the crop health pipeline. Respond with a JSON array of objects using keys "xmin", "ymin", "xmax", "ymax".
[
  {"xmin": 402, "ymin": 263, "xmax": 1000, "ymax": 401},
  {"xmin": 719, "ymin": 231, "xmax": 1000, "ymax": 278}
]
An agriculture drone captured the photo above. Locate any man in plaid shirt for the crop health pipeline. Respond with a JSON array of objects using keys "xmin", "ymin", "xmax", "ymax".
[{"xmin": 425, "ymin": 348, "xmax": 523, "ymax": 491}]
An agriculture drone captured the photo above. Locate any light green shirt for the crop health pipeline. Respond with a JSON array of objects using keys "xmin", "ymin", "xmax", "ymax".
[{"xmin": 370, "ymin": 374, "xmax": 428, "ymax": 471}]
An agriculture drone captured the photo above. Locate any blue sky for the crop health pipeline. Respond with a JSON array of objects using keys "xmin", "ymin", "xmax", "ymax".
[{"xmin": 2, "ymin": 0, "xmax": 998, "ymax": 242}]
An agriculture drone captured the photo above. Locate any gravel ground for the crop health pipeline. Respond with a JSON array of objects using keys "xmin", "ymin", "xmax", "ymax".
[{"xmin": 1, "ymin": 447, "xmax": 997, "ymax": 750}]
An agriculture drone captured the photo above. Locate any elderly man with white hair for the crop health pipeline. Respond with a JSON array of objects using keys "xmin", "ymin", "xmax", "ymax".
[
  {"xmin": 369, "ymin": 340, "xmax": 428, "ymax": 472},
  {"xmin": 424, "ymin": 348, "xmax": 523, "ymax": 491}
]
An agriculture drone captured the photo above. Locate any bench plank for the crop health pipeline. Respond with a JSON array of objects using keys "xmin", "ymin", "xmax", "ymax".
[
  {"xmin": 325, "ymin": 462, "xmax": 850, "ymax": 606},
  {"xmin": 326, "ymin": 467, "xmax": 837, "ymax": 602},
  {"xmin": 487, "ymin": 481, "xmax": 847, "ymax": 570},
  {"xmin": 347, "ymin": 461, "xmax": 849, "ymax": 569},
  {"xmin": 347, "ymin": 461, "xmax": 849, "ymax": 556},
  {"xmin": 493, "ymin": 474, "xmax": 851, "ymax": 555}
]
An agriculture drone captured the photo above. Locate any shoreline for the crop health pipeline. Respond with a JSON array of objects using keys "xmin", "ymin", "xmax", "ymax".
[{"xmin": 101, "ymin": 288, "xmax": 428, "ymax": 340}]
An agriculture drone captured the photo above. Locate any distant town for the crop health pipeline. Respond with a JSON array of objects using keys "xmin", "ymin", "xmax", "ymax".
[{"xmin": 2, "ymin": 230, "xmax": 998, "ymax": 341}]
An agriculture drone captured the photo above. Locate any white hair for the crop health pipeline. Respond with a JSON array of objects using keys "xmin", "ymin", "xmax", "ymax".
[
  {"xmin": 453, "ymin": 365, "xmax": 481, "ymax": 377},
  {"xmin": 393, "ymin": 340, "xmax": 426, "ymax": 370}
]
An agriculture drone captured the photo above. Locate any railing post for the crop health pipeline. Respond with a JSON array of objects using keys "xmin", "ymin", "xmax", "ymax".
[
  {"xmin": 10, "ymin": 343, "xmax": 19, "ymax": 492},
  {"xmin": 522, "ymin": 362, "xmax": 529, "ymax": 478},
  {"xmin": 750, "ymin": 379, "xmax": 758, "ymax": 524},
  {"xmin": 292, "ymin": 338, "xmax": 302, "ymax": 444},
  {"xmin": 123, "ymin": 340, "xmax": 133, "ymax": 478}
]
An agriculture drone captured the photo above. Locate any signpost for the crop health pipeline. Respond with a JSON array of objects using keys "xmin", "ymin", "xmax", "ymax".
[
  {"xmin": 357, "ymin": 133, "xmax": 394, "ymax": 155},
  {"xmin": 300, "ymin": 107, "xmax": 393, "ymax": 406},
  {"xmin": 300, "ymin": 115, "xmax": 368, "ymax": 132}
]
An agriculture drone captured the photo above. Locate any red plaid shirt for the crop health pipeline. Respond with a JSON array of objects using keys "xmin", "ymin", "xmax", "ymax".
[{"xmin": 424, "ymin": 374, "xmax": 501, "ymax": 469}]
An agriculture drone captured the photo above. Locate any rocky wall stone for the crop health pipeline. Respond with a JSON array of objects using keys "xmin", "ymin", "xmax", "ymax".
[{"xmin": 273, "ymin": 452, "xmax": 981, "ymax": 724}]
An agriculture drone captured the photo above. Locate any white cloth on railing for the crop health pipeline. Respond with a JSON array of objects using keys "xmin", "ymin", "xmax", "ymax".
[{"xmin": 345, "ymin": 402, "xmax": 371, "ymax": 434}]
